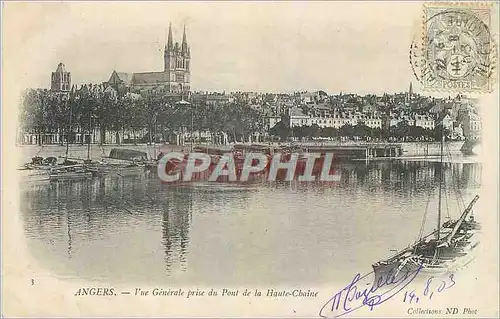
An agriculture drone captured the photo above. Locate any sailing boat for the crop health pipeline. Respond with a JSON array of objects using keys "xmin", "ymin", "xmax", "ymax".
[
  {"xmin": 50, "ymin": 94, "xmax": 94, "ymax": 181},
  {"xmin": 372, "ymin": 124, "xmax": 481, "ymax": 282}
]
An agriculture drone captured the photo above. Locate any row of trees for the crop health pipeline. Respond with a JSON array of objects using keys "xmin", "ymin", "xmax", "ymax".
[
  {"xmin": 20, "ymin": 86, "xmax": 452, "ymax": 145},
  {"xmin": 20, "ymin": 86, "xmax": 264, "ymax": 144},
  {"xmin": 270, "ymin": 120, "xmax": 449, "ymax": 142}
]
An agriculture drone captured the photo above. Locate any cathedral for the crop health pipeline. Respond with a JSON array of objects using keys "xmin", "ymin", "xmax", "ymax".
[{"xmin": 107, "ymin": 23, "xmax": 191, "ymax": 93}]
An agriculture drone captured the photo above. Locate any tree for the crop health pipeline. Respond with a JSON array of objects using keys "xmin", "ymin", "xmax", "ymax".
[
  {"xmin": 434, "ymin": 126, "xmax": 451, "ymax": 142},
  {"xmin": 339, "ymin": 124, "xmax": 355, "ymax": 137},
  {"xmin": 269, "ymin": 120, "xmax": 291, "ymax": 141},
  {"xmin": 20, "ymin": 89, "xmax": 51, "ymax": 145},
  {"xmin": 294, "ymin": 125, "xmax": 306, "ymax": 139},
  {"xmin": 353, "ymin": 123, "xmax": 372, "ymax": 138},
  {"xmin": 391, "ymin": 120, "xmax": 411, "ymax": 139},
  {"xmin": 321, "ymin": 126, "xmax": 339, "ymax": 138}
]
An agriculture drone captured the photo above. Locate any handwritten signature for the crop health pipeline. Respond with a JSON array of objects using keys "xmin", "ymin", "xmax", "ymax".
[{"xmin": 319, "ymin": 264, "xmax": 423, "ymax": 318}]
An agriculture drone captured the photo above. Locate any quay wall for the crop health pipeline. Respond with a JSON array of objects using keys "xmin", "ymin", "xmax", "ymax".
[
  {"xmin": 295, "ymin": 141, "xmax": 465, "ymax": 157},
  {"xmin": 17, "ymin": 141, "xmax": 466, "ymax": 165},
  {"xmin": 17, "ymin": 144, "xmax": 167, "ymax": 165},
  {"xmin": 399, "ymin": 141, "xmax": 464, "ymax": 157}
]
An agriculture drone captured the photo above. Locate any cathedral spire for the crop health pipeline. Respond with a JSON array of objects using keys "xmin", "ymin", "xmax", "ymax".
[
  {"xmin": 406, "ymin": 81, "xmax": 414, "ymax": 103},
  {"xmin": 181, "ymin": 24, "xmax": 188, "ymax": 54},
  {"xmin": 164, "ymin": 28, "xmax": 167, "ymax": 52},
  {"xmin": 167, "ymin": 22, "xmax": 173, "ymax": 50}
]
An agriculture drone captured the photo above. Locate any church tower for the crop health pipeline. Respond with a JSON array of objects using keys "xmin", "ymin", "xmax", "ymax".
[
  {"xmin": 406, "ymin": 81, "xmax": 414, "ymax": 103},
  {"xmin": 51, "ymin": 63, "xmax": 71, "ymax": 92},
  {"xmin": 164, "ymin": 23, "xmax": 190, "ymax": 93},
  {"xmin": 164, "ymin": 23, "xmax": 174, "ymax": 73}
]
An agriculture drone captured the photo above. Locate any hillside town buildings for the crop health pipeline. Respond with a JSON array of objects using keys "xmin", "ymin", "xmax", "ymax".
[{"xmin": 19, "ymin": 21, "xmax": 482, "ymax": 146}]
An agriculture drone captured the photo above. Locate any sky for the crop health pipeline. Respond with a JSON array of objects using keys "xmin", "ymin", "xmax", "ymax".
[{"xmin": 5, "ymin": 2, "xmax": 434, "ymax": 95}]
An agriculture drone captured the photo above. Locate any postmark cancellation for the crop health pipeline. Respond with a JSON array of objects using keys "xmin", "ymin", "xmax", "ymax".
[{"xmin": 411, "ymin": 2, "xmax": 497, "ymax": 93}]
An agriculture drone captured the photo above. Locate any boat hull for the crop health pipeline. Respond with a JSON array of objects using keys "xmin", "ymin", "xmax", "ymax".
[
  {"xmin": 373, "ymin": 232, "xmax": 480, "ymax": 287},
  {"xmin": 19, "ymin": 170, "xmax": 50, "ymax": 183},
  {"xmin": 49, "ymin": 172, "xmax": 94, "ymax": 181}
]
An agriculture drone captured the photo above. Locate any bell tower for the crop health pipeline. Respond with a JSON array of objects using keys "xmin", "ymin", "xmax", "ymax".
[
  {"xmin": 163, "ymin": 22, "xmax": 191, "ymax": 93},
  {"xmin": 51, "ymin": 63, "xmax": 71, "ymax": 92}
]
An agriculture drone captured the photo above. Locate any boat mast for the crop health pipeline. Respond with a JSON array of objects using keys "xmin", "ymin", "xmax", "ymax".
[
  {"xmin": 437, "ymin": 120, "xmax": 444, "ymax": 242},
  {"xmin": 65, "ymin": 94, "xmax": 73, "ymax": 162},
  {"xmin": 153, "ymin": 114, "xmax": 157, "ymax": 160},
  {"xmin": 87, "ymin": 110, "xmax": 92, "ymax": 161},
  {"xmin": 191, "ymin": 107, "xmax": 194, "ymax": 152}
]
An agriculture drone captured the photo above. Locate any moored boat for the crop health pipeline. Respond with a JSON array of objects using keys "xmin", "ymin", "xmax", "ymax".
[
  {"xmin": 19, "ymin": 169, "xmax": 51, "ymax": 183},
  {"xmin": 372, "ymin": 124, "xmax": 481, "ymax": 284},
  {"xmin": 372, "ymin": 196, "xmax": 480, "ymax": 283},
  {"xmin": 84, "ymin": 148, "xmax": 157, "ymax": 176},
  {"xmin": 48, "ymin": 164, "xmax": 94, "ymax": 181}
]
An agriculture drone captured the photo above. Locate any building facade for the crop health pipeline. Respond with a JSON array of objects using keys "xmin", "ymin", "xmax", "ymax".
[
  {"xmin": 107, "ymin": 23, "xmax": 191, "ymax": 93},
  {"xmin": 458, "ymin": 107, "xmax": 482, "ymax": 140}
]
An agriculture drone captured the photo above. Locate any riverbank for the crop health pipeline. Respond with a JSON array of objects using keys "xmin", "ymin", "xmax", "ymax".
[
  {"xmin": 17, "ymin": 141, "xmax": 468, "ymax": 165},
  {"xmin": 400, "ymin": 141, "xmax": 464, "ymax": 156},
  {"xmin": 17, "ymin": 144, "xmax": 164, "ymax": 165}
]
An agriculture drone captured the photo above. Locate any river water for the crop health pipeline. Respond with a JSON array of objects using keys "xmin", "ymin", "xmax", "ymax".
[{"xmin": 20, "ymin": 156, "xmax": 481, "ymax": 286}]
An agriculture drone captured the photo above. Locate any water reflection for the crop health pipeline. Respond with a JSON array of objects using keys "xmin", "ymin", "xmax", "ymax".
[
  {"xmin": 161, "ymin": 187, "xmax": 192, "ymax": 273},
  {"xmin": 20, "ymin": 159, "xmax": 482, "ymax": 284}
]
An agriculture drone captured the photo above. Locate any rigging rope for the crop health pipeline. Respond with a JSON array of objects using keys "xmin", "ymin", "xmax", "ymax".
[
  {"xmin": 440, "ymin": 145, "xmax": 451, "ymax": 219},
  {"xmin": 416, "ymin": 162, "xmax": 432, "ymax": 243},
  {"xmin": 417, "ymin": 193, "xmax": 432, "ymax": 242},
  {"xmin": 34, "ymin": 144, "xmax": 45, "ymax": 157},
  {"xmin": 443, "ymin": 177, "xmax": 451, "ymax": 219},
  {"xmin": 99, "ymin": 143, "xmax": 107, "ymax": 157},
  {"xmin": 446, "ymin": 143, "xmax": 466, "ymax": 214}
]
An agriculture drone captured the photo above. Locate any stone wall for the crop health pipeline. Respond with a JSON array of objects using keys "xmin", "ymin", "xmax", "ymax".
[{"xmin": 399, "ymin": 141, "xmax": 464, "ymax": 157}]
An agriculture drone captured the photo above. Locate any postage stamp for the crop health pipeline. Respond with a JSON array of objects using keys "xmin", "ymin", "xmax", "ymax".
[{"xmin": 411, "ymin": 2, "xmax": 497, "ymax": 93}]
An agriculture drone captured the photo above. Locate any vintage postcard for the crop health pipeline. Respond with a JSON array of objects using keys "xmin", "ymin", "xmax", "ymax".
[{"xmin": 2, "ymin": 1, "xmax": 499, "ymax": 318}]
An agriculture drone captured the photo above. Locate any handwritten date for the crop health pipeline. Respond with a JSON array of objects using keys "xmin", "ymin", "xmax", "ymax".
[{"xmin": 403, "ymin": 274, "xmax": 456, "ymax": 304}]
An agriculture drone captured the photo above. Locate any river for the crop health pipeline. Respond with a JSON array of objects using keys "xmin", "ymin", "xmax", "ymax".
[{"xmin": 20, "ymin": 155, "xmax": 481, "ymax": 286}]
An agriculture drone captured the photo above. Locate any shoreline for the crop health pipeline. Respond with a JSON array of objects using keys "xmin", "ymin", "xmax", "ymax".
[
  {"xmin": 16, "ymin": 141, "xmax": 473, "ymax": 165},
  {"xmin": 15, "ymin": 140, "xmax": 466, "ymax": 149}
]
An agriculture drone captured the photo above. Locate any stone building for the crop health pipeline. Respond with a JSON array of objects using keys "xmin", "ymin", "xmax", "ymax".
[
  {"xmin": 107, "ymin": 23, "xmax": 191, "ymax": 93},
  {"xmin": 458, "ymin": 106, "xmax": 482, "ymax": 140},
  {"xmin": 51, "ymin": 63, "xmax": 71, "ymax": 92}
]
